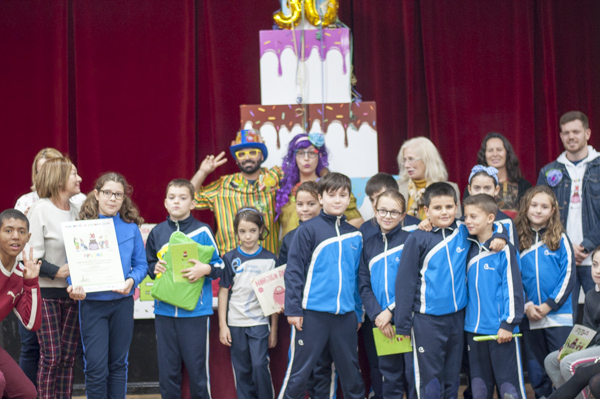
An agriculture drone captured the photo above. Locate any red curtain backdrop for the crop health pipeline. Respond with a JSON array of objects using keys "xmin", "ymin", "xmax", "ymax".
[{"xmin": 2, "ymin": 1, "xmax": 600, "ymax": 395}]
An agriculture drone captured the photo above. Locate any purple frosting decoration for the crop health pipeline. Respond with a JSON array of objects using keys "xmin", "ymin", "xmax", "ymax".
[
  {"xmin": 260, "ymin": 28, "xmax": 350, "ymax": 77},
  {"xmin": 546, "ymin": 169, "xmax": 563, "ymax": 187}
]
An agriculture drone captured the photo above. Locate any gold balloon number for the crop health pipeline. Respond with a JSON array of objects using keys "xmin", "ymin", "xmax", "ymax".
[{"xmin": 274, "ymin": 0, "xmax": 339, "ymax": 29}]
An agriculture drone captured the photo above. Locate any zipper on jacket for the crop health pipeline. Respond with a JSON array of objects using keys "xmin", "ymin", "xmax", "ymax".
[
  {"xmin": 336, "ymin": 216, "xmax": 342, "ymax": 315},
  {"xmin": 383, "ymin": 233, "xmax": 390, "ymax": 304},
  {"xmin": 443, "ymin": 229, "xmax": 458, "ymax": 312},
  {"xmin": 535, "ymin": 231, "xmax": 542, "ymax": 305},
  {"xmin": 474, "ymin": 243, "xmax": 482, "ymax": 332}
]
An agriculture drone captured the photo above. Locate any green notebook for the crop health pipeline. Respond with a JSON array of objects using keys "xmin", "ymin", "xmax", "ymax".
[
  {"xmin": 170, "ymin": 242, "xmax": 201, "ymax": 284},
  {"xmin": 372, "ymin": 327, "xmax": 412, "ymax": 356}
]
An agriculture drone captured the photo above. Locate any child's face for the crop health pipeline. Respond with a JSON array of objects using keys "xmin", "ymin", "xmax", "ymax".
[
  {"xmin": 468, "ymin": 175, "xmax": 499, "ymax": 197},
  {"xmin": 237, "ymin": 219, "xmax": 261, "ymax": 253},
  {"xmin": 374, "ymin": 196, "xmax": 405, "ymax": 234},
  {"xmin": 165, "ymin": 186, "xmax": 195, "ymax": 221},
  {"xmin": 95, "ymin": 181, "xmax": 125, "ymax": 217},
  {"xmin": 463, "ymin": 205, "xmax": 495, "ymax": 238},
  {"xmin": 527, "ymin": 193, "xmax": 554, "ymax": 230},
  {"xmin": 296, "ymin": 191, "xmax": 321, "ymax": 222},
  {"xmin": 319, "ymin": 187, "xmax": 351, "ymax": 217},
  {"xmin": 0, "ymin": 218, "xmax": 30, "ymax": 260},
  {"xmin": 424, "ymin": 195, "xmax": 456, "ymax": 229},
  {"xmin": 591, "ymin": 252, "xmax": 600, "ymax": 286},
  {"xmin": 63, "ymin": 166, "xmax": 82, "ymax": 197},
  {"xmin": 369, "ymin": 189, "xmax": 386, "ymax": 209}
]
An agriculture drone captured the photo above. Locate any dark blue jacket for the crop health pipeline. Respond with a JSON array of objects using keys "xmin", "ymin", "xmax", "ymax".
[
  {"xmin": 145, "ymin": 215, "xmax": 223, "ymax": 317},
  {"xmin": 538, "ymin": 149, "xmax": 600, "ymax": 253},
  {"xmin": 465, "ymin": 237, "xmax": 523, "ymax": 335},
  {"xmin": 284, "ymin": 211, "xmax": 363, "ymax": 317},
  {"xmin": 520, "ymin": 229, "xmax": 575, "ymax": 315},
  {"xmin": 359, "ymin": 222, "xmax": 411, "ymax": 321}
]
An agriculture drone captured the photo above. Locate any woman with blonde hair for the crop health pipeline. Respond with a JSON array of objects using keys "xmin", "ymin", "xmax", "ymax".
[
  {"xmin": 14, "ymin": 149, "xmax": 86, "ymax": 386},
  {"xmin": 396, "ymin": 137, "xmax": 462, "ymax": 220},
  {"xmin": 26, "ymin": 157, "xmax": 83, "ymax": 398}
]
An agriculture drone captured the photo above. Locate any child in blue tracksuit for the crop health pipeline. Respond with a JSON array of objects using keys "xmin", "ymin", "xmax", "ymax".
[
  {"xmin": 146, "ymin": 179, "xmax": 223, "ymax": 399},
  {"xmin": 394, "ymin": 182, "xmax": 508, "ymax": 399},
  {"xmin": 466, "ymin": 165, "xmax": 519, "ymax": 248},
  {"xmin": 279, "ymin": 181, "xmax": 339, "ymax": 399},
  {"xmin": 73, "ymin": 172, "xmax": 149, "ymax": 398},
  {"xmin": 280, "ymin": 173, "xmax": 364, "ymax": 399},
  {"xmin": 359, "ymin": 189, "xmax": 415, "ymax": 399},
  {"xmin": 515, "ymin": 186, "xmax": 575, "ymax": 398},
  {"xmin": 219, "ymin": 207, "xmax": 279, "ymax": 399},
  {"xmin": 463, "ymin": 194, "xmax": 526, "ymax": 399},
  {"xmin": 358, "ymin": 173, "xmax": 418, "ymax": 399}
]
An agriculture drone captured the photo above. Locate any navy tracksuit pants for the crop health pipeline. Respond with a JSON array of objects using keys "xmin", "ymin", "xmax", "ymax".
[
  {"xmin": 155, "ymin": 314, "xmax": 211, "ymax": 399},
  {"xmin": 79, "ymin": 297, "xmax": 134, "ymax": 399},
  {"xmin": 279, "ymin": 310, "xmax": 364, "ymax": 399},
  {"xmin": 466, "ymin": 333, "xmax": 526, "ymax": 399},
  {"xmin": 230, "ymin": 324, "xmax": 274, "ymax": 399},
  {"xmin": 412, "ymin": 310, "xmax": 464, "ymax": 399}
]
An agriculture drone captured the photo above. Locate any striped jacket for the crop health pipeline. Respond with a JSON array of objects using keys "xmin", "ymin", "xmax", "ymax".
[{"xmin": 194, "ymin": 166, "xmax": 283, "ymax": 254}]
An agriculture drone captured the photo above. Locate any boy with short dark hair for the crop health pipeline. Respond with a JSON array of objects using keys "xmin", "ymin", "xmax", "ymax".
[
  {"xmin": 0, "ymin": 209, "xmax": 41, "ymax": 399},
  {"xmin": 394, "ymin": 182, "xmax": 507, "ymax": 399},
  {"xmin": 463, "ymin": 194, "xmax": 525, "ymax": 399},
  {"xmin": 146, "ymin": 179, "xmax": 224, "ymax": 399},
  {"xmin": 280, "ymin": 172, "xmax": 364, "ymax": 399}
]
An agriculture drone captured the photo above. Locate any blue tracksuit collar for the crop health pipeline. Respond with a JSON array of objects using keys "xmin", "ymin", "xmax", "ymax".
[
  {"xmin": 167, "ymin": 214, "xmax": 196, "ymax": 231},
  {"xmin": 531, "ymin": 227, "xmax": 547, "ymax": 242},
  {"xmin": 467, "ymin": 235, "xmax": 494, "ymax": 252},
  {"xmin": 376, "ymin": 222, "xmax": 405, "ymax": 242},
  {"xmin": 431, "ymin": 220, "xmax": 458, "ymax": 233},
  {"xmin": 320, "ymin": 210, "xmax": 346, "ymax": 225}
]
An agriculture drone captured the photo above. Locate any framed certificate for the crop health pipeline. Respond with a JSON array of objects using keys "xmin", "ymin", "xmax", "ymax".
[{"xmin": 62, "ymin": 219, "xmax": 125, "ymax": 293}]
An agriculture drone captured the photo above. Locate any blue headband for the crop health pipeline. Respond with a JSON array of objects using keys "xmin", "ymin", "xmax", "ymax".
[
  {"xmin": 236, "ymin": 207, "xmax": 264, "ymax": 221},
  {"xmin": 469, "ymin": 165, "xmax": 499, "ymax": 184}
]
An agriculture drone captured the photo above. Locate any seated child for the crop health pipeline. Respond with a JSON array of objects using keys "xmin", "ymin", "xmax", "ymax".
[
  {"xmin": 394, "ymin": 182, "xmax": 507, "ymax": 399},
  {"xmin": 219, "ymin": 207, "xmax": 278, "ymax": 399},
  {"xmin": 0, "ymin": 209, "xmax": 41, "ymax": 399},
  {"xmin": 280, "ymin": 172, "xmax": 364, "ymax": 399},
  {"xmin": 544, "ymin": 246, "xmax": 600, "ymax": 395},
  {"xmin": 463, "ymin": 194, "xmax": 525, "ymax": 399},
  {"xmin": 146, "ymin": 179, "xmax": 224, "ymax": 399}
]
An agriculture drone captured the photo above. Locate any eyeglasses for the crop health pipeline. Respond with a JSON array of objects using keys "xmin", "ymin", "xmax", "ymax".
[
  {"xmin": 235, "ymin": 149, "xmax": 261, "ymax": 160},
  {"xmin": 295, "ymin": 149, "xmax": 319, "ymax": 159},
  {"xmin": 403, "ymin": 157, "xmax": 422, "ymax": 166},
  {"xmin": 376, "ymin": 209, "xmax": 402, "ymax": 219},
  {"xmin": 99, "ymin": 190, "xmax": 125, "ymax": 200}
]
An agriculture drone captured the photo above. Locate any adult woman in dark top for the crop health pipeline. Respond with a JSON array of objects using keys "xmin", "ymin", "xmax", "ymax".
[{"xmin": 464, "ymin": 132, "xmax": 531, "ymax": 218}]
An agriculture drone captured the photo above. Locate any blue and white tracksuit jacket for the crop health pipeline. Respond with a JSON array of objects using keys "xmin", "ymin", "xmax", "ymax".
[
  {"xmin": 520, "ymin": 229, "xmax": 575, "ymax": 315},
  {"xmin": 464, "ymin": 238, "xmax": 524, "ymax": 335},
  {"xmin": 496, "ymin": 210, "xmax": 519, "ymax": 249},
  {"xmin": 394, "ymin": 221, "xmax": 508, "ymax": 335},
  {"xmin": 359, "ymin": 222, "xmax": 411, "ymax": 321},
  {"xmin": 284, "ymin": 211, "xmax": 363, "ymax": 319},
  {"xmin": 146, "ymin": 215, "xmax": 224, "ymax": 317}
]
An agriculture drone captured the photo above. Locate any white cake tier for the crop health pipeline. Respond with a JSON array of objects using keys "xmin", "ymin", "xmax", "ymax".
[{"xmin": 260, "ymin": 29, "xmax": 351, "ymax": 105}]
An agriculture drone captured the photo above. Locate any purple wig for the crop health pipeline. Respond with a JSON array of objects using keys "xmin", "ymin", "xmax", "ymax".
[{"xmin": 275, "ymin": 133, "xmax": 329, "ymax": 215}]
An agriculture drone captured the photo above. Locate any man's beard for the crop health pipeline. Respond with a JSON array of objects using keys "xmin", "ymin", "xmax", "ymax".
[{"xmin": 238, "ymin": 159, "xmax": 261, "ymax": 175}]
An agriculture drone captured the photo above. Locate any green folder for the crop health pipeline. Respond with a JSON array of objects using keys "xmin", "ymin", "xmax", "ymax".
[
  {"xmin": 372, "ymin": 327, "xmax": 412, "ymax": 356},
  {"xmin": 170, "ymin": 242, "xmax": 201, "ymax": 284}
]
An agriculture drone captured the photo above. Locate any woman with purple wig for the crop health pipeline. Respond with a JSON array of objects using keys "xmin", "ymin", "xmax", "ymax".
[{"xmin": 275, "ymin": 132, "xmax": 363, "ymax": 237}]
